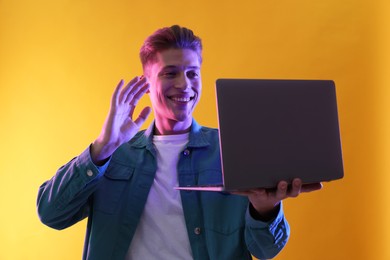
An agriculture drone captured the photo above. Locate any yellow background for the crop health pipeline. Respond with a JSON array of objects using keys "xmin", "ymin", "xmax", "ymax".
[{"xmin": 1, "ymin": 0, "xmax": 389, "ymax": 259}]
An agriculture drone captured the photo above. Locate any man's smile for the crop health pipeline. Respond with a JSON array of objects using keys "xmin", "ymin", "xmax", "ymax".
[{"xmin": 168, "ymin": 95, "xmax": 195, "ymax": 103}]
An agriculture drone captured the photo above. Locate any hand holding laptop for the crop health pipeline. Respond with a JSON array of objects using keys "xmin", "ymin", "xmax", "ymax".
[{"xmin": 232, "ymin": 178, "xmax": 323, "ymax": 220}]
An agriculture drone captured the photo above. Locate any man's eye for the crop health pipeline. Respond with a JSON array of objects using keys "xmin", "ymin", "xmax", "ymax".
[
  {"xmin": 187, "ymin": 71, "xmax": 199, "ymax": 79},
  {"xmin": 163, "ymin": 72, "xmax": 177, "ymax": 78}
]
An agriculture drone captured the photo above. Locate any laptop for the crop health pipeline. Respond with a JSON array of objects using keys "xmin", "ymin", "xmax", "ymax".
[{"xmin": 176, "ymin": 79, "xmax": 344, "ymax": 191}]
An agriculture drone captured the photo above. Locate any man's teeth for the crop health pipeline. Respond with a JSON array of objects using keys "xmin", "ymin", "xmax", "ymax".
[{"xmin": 171, "ymin": 97, "xmax": 191, "ymax": 102}]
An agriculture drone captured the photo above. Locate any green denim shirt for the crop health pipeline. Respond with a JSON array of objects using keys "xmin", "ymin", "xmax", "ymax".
[{"xmin": 37, "ymin": 120, "xmax": 289, "ymax": 260}]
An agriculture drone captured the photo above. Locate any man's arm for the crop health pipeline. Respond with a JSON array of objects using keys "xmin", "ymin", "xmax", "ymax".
[
  {"xmin": 245, "ymin": 203, "xmax": 289, "ymax": 260},
  {"xmin": 234, "ymin": 179, "xmax": 323, "ymax": 259},
  {"xmin": 37, "ymin": 77, "xmax": 151, "ymax": 229},
  {"xmin": 37, "ymin": 147, "xmax": 106, "ymax": 229}
]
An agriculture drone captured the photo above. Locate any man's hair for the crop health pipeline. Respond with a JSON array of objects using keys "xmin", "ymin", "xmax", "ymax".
[{"xmin": 139, "ymin": 25, "xmax": 203, "ymax": 71}]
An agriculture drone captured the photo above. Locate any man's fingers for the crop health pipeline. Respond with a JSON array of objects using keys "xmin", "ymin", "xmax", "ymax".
[
  {"xmin": 129, "ymin": 82, "xmax": 150, "ymax": 107},
  {"xmin": 117, "ymin": 77, "xmax": 137, "ymax": 102},
  {"xmin": 122, "ymin": 76, "xmax": 147, "ymax": 104},
  {"xmin": 134, "ymin": 106, "xmax": 152, "ymax": 126},
  {"xmin": 112, "ymin": 79, "xmax": 125, "ymax": 106},
  {"xmin": 288, "ymin": 179, "xmax": 302, "ymax": 198},
  {"xmin": 275, "ymin": 181, "xmax": 288, "ymax": 199}
]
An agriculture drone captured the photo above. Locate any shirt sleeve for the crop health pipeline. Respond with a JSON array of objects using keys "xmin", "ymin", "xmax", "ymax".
[
  {"xmin": 89, "ymin": 149, "xmax": 111, "ymax": 174},
  {"xmin": 36, "ymin": 146, "xmax": 108, "ymax": 230},
  {"xmin": 245, "ymin": 202, "xmax": 290, "ymax": 260}
]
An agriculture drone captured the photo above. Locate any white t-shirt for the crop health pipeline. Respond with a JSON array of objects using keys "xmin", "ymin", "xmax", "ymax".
[{"xmin": 126, "ymin": 133, "xmax": 192, "ymax": 259}]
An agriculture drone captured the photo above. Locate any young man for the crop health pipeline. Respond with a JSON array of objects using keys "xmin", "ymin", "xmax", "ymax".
[{"xmin": 37, "ymin": 25, "xmax": 321, "ymax": 260}]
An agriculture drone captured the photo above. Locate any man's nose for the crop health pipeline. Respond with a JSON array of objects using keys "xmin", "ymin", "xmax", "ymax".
[{"xmin": 174, "ymin": 72, "xmax": 190, "ymax": 90}]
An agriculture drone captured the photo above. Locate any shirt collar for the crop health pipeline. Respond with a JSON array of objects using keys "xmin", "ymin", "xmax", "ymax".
[{"xmin": 130, "ymin": 119, "xmax": 210, "ymax": 149}]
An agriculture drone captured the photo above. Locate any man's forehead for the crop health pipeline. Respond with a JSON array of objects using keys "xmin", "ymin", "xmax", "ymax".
[{"xmin": 155, "ymin": 49, "xmax": 200, "ymax": 66}]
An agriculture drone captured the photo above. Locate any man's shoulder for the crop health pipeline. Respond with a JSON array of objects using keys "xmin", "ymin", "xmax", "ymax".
[
  {"xmin": 114, "ymin": 129, "xmax": 148, "ymax": 154},
  {"xmin": 195, "ymin": 125, "xmax": 220, "ymax": 146},
  {"xmin": 130, "ymin": 129, "xmax": 148, "ymax": 143},
  {"xmin": 199, "ymin": 125, "xmax": 218, "ymax": 133}
]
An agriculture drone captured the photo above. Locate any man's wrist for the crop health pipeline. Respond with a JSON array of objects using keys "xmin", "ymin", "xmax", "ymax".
[
  {"xmin": 249, "ymin": 202, "xmax": 280, "ymax": 222},
  {"xmin": 90, "ymin": 139, "xmax": 116, "ymax": 166}
]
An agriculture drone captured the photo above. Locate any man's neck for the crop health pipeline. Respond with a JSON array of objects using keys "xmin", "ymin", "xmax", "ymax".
[{"xmin": 154, "ymin": 119, "xmax": 192, "ymax": 135}]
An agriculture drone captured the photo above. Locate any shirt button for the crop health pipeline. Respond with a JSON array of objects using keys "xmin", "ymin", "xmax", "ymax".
[
  {"xmin": 194, "ymin": 227, "xmax": 201, "ymax": 235},
  {"xmin": 183, "ymin": 149, "xmax": 190, "ymax": 156},
  {"xmin": 86, "ymin": 169, "xmax": 94, "ymax": 177}
]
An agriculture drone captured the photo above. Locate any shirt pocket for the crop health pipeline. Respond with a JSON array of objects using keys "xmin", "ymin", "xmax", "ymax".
[
  {"xmin": 93, "ymin": 163, "xmax": 134, "ymax": 214},
  {"xmin": 202, "ymin": 193, "xmax": 249, "ymax": 259}
]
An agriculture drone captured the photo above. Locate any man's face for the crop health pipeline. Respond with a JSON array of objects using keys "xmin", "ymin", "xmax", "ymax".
[{"xmin": 145, "ymin": 48, "xmax": 202, "ymax": 133}]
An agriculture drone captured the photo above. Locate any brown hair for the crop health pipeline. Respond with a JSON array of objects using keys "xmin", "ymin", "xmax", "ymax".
[{"xmin": 139, "ymin": 25, "xmax": 203, "ymax": 71}]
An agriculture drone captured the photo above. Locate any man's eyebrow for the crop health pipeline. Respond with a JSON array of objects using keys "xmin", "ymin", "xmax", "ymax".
[
  {"xmin": 162, "ymin": 65, "xmax": 200, "ymax": 70},
  {"xmin": 187, "ymin": 66, "xmax": 200, "ymax": 70}
]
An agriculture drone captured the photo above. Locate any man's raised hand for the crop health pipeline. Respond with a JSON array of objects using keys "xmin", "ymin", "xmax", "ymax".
[{"xmin": 91, "ymin": 76, "xmax": 152, "ymax": 165}]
